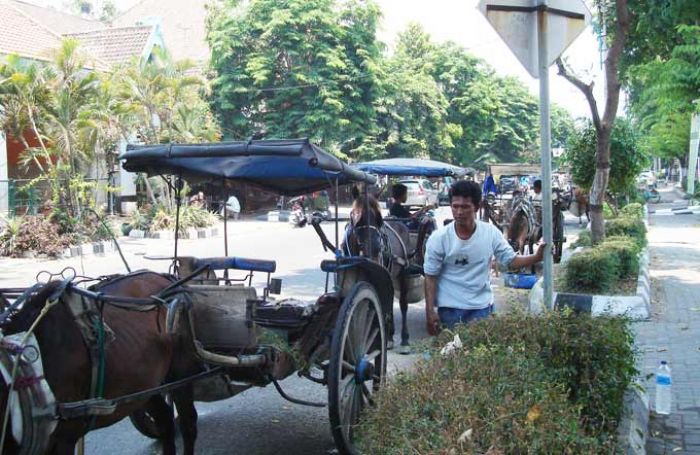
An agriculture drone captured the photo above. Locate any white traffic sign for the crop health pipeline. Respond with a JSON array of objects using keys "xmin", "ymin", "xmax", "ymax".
[{"xmin": 478, "ymin": 0, "xmax": 591, "ymax": 78}]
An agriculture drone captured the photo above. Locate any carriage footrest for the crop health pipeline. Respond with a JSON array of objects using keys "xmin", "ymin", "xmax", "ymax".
[
  {"xmin": 58, "ymin": 398, "xmax": 117, "ymax": 419},
  {"xmin": 252, "ymin": 298, "xmax": 316, "ymax": 329}
]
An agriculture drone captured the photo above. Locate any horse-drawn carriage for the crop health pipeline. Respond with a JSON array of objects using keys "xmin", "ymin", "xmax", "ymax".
[
  {"xmin": 0, "ymin": 139, "xmax": 395, "ymax": 455},
  {"xmin": 481, "ymin": 163, "xmax": 571, "ymax": 264},
  {"xmin": 349, "ymin": 158, "xmax": 469, "ymax": 351}
]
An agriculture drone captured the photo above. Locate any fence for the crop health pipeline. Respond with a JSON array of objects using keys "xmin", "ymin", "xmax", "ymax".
[{"xmin": 0, "ymin": 178, "xmax": 113, "ymax": 218}]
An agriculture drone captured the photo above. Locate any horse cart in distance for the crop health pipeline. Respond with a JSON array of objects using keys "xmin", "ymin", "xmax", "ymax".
[
  {"xmin": 350, "ymin": 157, "xmax": 470, "ymax": 352},
  {"xmin": 0, "ymin": 139, "xmax": 392, "ymax": 455},
  {"xmin": 484, "ymin": 163, "xmax": 568, "ymax": 264}
]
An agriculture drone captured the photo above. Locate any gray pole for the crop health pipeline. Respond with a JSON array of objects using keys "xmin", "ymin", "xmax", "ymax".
[{"xmin": 538, "ymin": 5, "xmax": 554, "ymax": 310}]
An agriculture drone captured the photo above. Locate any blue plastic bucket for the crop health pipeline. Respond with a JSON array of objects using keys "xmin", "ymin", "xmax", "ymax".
[{"xmin": 503, "ymin": 272, "xmax": 538, "ymax": 289}]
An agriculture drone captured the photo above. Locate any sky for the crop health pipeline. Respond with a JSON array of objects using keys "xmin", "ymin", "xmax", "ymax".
[{"xmin": 40, "ymin": 0, "xmax": 607, "ymax": 118}]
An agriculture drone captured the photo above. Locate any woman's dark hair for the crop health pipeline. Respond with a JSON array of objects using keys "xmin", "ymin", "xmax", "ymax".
[
  {"xmin": 534, "ymin": 179, "xmax": 542, "ymax": 191},
  {"xmin": 449, "ymin": 180, "xmax": 481, "ymax": 206}
]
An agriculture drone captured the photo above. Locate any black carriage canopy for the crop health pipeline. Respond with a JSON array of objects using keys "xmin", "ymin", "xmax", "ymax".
[
  {"xmin": 351, "ymin": 158, "xmax": 474, "ymax": 178},
  {"xmin": 119, "ymin": 139, "xmax": 376, "ymax": 196}
]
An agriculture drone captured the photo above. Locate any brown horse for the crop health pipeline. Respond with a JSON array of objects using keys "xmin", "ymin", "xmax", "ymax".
[
  {"xmin": 343, "ymin": 198, "xmax": 415, "ymax": 351},
  {"xmin": 506, "ymin": 194, "xmax": 538, "ymax": 257},
  {"xmin": 569, "ymin": 187, "xmax": 590, "ymax": 225},
  {"xmin": 0, "ymin": 271, "xmax": 200, "ymax": 455}
]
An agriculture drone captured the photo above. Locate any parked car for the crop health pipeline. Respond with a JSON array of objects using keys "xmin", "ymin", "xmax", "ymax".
[
  {"xmin": 437, "ymin": 176, "xmax": 455, "ymax": 205},
  {"xmin": 398, "ymin": 178, "xmax": 439, "ymax": 207},
  {"xmin": 637, "ymin": 170, "xmax": 656, "ymax": 187}
]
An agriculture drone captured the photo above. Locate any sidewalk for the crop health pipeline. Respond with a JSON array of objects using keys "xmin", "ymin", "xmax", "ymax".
[{"xmin": 635, "ymin": 193, "xmax": 700, "ymax": 454}]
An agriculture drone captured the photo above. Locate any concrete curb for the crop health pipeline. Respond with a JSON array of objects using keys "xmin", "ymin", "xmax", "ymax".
[
  {"xmin": 61, "ymin": 240, "xmax": 117, "ymax": 258},
  {"xmin": 528, "ymin": 247, "xmax": 651, "ymax": 319},
  {"xmin": 617, "ymin": 383, "xmax": 650, "ymax": 455},
  {"xmin": 127, "ymin": 227, "xmax": 219, "ymax": 240}
]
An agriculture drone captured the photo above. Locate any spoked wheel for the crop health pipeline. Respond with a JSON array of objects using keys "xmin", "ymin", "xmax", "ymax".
[
  {"xmin": 328, "ymin": 282, "xmax": 387, "ymax": 455},
  {"xmin": 553, "ymin": 211, "xmax": 565, "ymax": 264}
]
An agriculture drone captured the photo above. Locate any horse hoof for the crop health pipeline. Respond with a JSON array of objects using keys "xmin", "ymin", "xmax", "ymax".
[
  {"xmin": 387, "ymin": 340, "xmax": 395, "ymax": 350},
  {"xmin": 397, "ymin": 345, "xmax": 412, "ymax": 355}
]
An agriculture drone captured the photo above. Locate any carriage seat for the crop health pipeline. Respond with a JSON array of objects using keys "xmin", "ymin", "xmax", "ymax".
[{"xmin": 178, "ymin": 256, "xmax": 277, "ymax": 284}]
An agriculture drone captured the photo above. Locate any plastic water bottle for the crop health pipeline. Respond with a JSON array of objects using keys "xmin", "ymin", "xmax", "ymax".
[{"xmin": 655, "ymin": 361, "xmax": 672, "ymax": 415}]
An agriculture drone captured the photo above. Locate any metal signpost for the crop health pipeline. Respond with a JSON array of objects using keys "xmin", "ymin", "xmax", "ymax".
[{"xmin": 478, "ymin": 0, "xmax": 590, "ymax": 310}]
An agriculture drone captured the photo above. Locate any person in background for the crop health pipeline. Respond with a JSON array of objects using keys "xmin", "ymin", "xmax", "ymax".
[
  {"xmin": 482, "ymin": 172, "xmax": 498, "ymax": 196},
  {"xmin": 531, "ymin": 179, "xmax": 542, "ymax": 202},
  {"xmin": 389, "ymin": 183, "xmax": 434, "ymax": 262},
  {"xmin": 222, "ymin": 195, "xmax": 240, "ymax": 220},
  {"xmin": 190, "ymin": 191, "xmax": 206, "ymax": 208},
  {"xmin": 424, "ymin": 180, "xmax": 545, "ymax": 333}
]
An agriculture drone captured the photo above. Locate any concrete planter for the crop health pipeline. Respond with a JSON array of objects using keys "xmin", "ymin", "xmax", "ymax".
[
  {"xmin": 126, "ymin": 226, "xmax": 218, "ymax": 240},
  {"xmin": 60, "ymin": 240, "xmax": 116, "ymax": 259},
  {"xmin": 529, "ymin": 248, "xmax": 651, "ymax": 320}
]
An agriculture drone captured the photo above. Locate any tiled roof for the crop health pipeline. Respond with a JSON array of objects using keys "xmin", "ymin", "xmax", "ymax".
[
  {"xmin": 7, "ymin": 0, "xmax": 103, "ymax": 35},
  {"xmin": 114, "ymin": 0, "xmax": 209, "ymax": 62},
  {"xmin": 0, "ymin": 0, "xmax": 61, "ymax": 61},
  {"xmin": 64, "ymin": 26, "xmax": 154, "ymax": 66}
]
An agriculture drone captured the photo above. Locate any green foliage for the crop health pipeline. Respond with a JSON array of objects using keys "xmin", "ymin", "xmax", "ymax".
[
  {"xmin": 623, "ymin": 2, "xmax": 700, "ymax": 163},
  {"xmin": 206, "ymin": 3, "xmax": 565, "ymax": 164},
  {"xmin": 605, "ymin": 216, "xmax": 647, "ymax": 249},
  {"xmin": 620, "ymin": 202, "xmax": 644, "ymax": 220},
  {"xmin": 358, "ymin": 311, "xmax": 636, "ymax": 453},
  {"xmin": 128, "ymin": 204, "xmax": 217, "ymax": 234},
  {"xmin": 564, "ymin": 248, "xmax": 620, "ymax": 294},
  {"xmin": 599, "ymin": 237, "xmax": 641, "ymax": 279},
  {"xmin": 564, "ymin": 118, "xmax": 649, "ymax": 195},
  {"xmin": 207, "ymin": 0, "xmax": 382, "ymax": 153},
  {"xmin": 570, "ymin": 230, "xmax": 592, "ymax": 249},
  {"xmin": 0, "ymin": 216, "xmax": 69, "ymax": 257}
]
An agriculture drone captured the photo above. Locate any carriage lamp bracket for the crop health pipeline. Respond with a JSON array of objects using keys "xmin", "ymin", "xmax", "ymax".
[{"xmin": 263, "ymin": 274, "xmax": 282, "ymax": 300}]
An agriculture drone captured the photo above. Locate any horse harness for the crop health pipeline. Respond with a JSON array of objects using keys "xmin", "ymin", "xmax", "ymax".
[{"xmin": 510, "ymin": 197, "xmax": 539, "ymax": 240}]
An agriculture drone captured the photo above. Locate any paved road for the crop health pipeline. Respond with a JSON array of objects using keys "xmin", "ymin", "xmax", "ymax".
[{"xmin": 0, "ymin": 204, "xmax": 587, "ymax": 454}]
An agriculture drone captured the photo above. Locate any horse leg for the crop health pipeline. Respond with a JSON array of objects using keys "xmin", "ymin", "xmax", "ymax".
[
  {"xmin": 173, "ymin": 383, "xmax": 198, "ymax": 455},
  {"xmin": 145, "ymin": 395, "xmax": 177, "ymax": 455},
  {"xmin": 399, "ymin": 274, "xmax": 410, "ymax": 353},
  {"xmin": 48, "ymin": 439, "xmax": 78, "ymax": 455}
]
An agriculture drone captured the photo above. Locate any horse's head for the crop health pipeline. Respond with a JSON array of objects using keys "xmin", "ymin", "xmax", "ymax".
[
  {"xmin": 0, "ymin": 282, "xmax": 65, "ymax": 336},
  {"xmin": 344, "ymin": 202, "xmax": 384, "ymax": 261}
]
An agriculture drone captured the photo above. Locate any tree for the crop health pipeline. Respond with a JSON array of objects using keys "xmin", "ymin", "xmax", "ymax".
[
  {"xmin": 207, "ymin": 0, "xmax": 383, "ymax": 157},
  {"xmin": 556, "ymin": 0, "xmax": 630, "ymax": 243},
  {"xmin": 565, "ymin": 118, "xmax": 648, "ymax": 195}
]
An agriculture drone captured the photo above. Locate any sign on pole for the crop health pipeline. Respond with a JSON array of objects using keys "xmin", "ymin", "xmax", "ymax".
[
  {"xmin": 478, "ymin": 0, "xmax": 590, "ymax": 311},
  {"xmin": 477, "ymin": 0, "xmax": 591, "ymax": 79}
]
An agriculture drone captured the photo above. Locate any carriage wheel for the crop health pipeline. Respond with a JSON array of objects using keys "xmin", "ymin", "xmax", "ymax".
[
  {"xmin": 328, "ymin": 282, "xmax": 387, "ymax": 455},
  {"xmin": 553, "ymin": 211, "xmax": 565, "ymax": 264}
]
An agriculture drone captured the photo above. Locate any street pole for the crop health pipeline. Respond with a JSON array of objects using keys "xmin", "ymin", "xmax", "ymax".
[{"xmin": 538, "ymin": 5, "xmax": 554, "ymax": 311}]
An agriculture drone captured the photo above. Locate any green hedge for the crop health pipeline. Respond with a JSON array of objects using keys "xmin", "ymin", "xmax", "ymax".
[
  {"xmin": 605, "ymin": 216, "xmax": 647, "ymax": 248},
  {"xmin": 598, "ymin": 237, "xmax": 641, "ymax": 279},
  {"xmin": 564, "ymin": 247, "xmax": 620, "ymax": 293},
  {"xmin": 620, "ymin": 202, "xmax": 644, "ymax": 220},
  {"xmin": 357, "ymin": 312, "xmax": 636, "ymax": 454}
]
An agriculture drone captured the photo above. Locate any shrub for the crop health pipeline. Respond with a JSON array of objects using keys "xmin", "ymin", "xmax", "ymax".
[
  {"xmin": 357, "ymin": 312, "xmax": 636, "ymax": 453},
  {"xmin": 599, "ymin": 237, "xmax": 641, "ymax": 279},
  {"xmin": 0, "ymin": 216, "xmax": 69, "ymax": 257},
  {"xmin": 570, "ymin": 229, "xmax": 592, "ymax": 249},
  {"xmin": 605, "ymin": 216, "xmax": 647, "ymax": 248},
  {"xmin": 564, "ymin": 247, "xmax": 619, "ymax": 293},
  {"xmin": 603, "ymin": 202, "xmax": 617, "ymax": 219},
  {"xmin": 620, "ymin": 202, "xmax": 644, "ymax": 220}
]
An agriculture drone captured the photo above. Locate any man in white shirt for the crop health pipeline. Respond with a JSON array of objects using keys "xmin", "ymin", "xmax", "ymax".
[{"xmin": 424, "ymin": 180, "xmax": 545, "ymax": 334}]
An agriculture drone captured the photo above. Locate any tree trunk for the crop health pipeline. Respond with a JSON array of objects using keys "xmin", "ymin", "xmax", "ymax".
[
  {"xmin": 590, "ymin": 127, "xmax": 612, "ymax": 243},
  {"xmin": 556, "ymin": 0, "xmax": 629, "ymax": 245}
]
